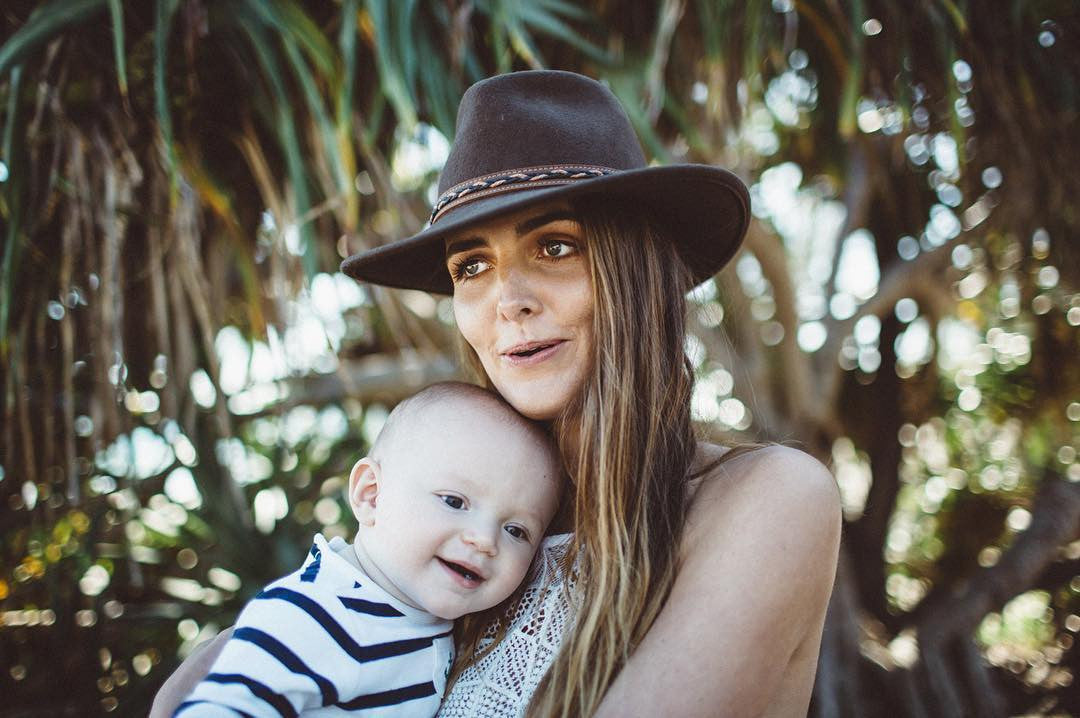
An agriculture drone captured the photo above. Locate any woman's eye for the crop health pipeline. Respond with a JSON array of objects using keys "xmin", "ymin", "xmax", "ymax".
[
  {"xmin": 441, "ymin": 495, "xmax": 465, "ymax": 510},
  {"xmin": 542, "ymin": 240, "xmax": 575, "ymax": 258},
  {"xmin": 504, "ymin": 525, "xmax": 528, "ymax": 540},
  {"xmin": 449, "ymin": 257, "xmax": 490, "ymax": 281}
]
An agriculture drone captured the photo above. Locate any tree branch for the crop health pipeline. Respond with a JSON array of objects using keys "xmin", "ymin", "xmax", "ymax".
[
  {"xmin": 912, "ymin": 474, "xmax": 1080, "ymax": 631},
  {"xmin": 237, "ymin": 353, "xmax": 461, "ymax": 421},
  {"xmin": 643, "ymin": 0, "xmax": 685, "ymax": 123},
  {"xmin": 744, "ymin": 221, "xmax": 839, "ymax": 438},
  {"xmin": 895, "ymin": 473, "xmax": 1080, "ymax": 715},
  {"xmin": 825, "ymin": 138, "xmax": 874, "ymax": 302},
  {"xmin": 820, "ymin": 233, "xmax": 961, "ymax": 410}
]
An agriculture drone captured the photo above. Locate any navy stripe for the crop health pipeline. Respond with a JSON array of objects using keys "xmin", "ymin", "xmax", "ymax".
[
  {"xmin": 355, "ymin": 632, "xmax": 452, "ymax": 661},
  {"xmin": 205, "ymin": 673, "xmax": 296, "ymax": 718},
  {"xmin": 233, "ymin": 627, "xmax": 338, "ymax": 705},
  {"xmin": 337, "ymin": 681, "xmax": 437, "ymax": 710},
  {"xmin": 338, "ymin": 597, "xmax": 405, "ymax": 617},
  {"xmin": 175, "ymin": 700, "xmax": 253, "ymax": 717},
  {"xmin": 300, "ymin": 546, "xmax": 322, "ymax": 583},
  {"xmin": 256, "ymin": 587, "xmax": 451, "ymax": 662}
]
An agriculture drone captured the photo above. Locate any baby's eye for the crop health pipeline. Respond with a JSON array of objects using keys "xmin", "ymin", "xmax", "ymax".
[
  {"xmin": 440, "ymin": 495, "xmax": 465, "ymax": 510},
  {"xmin": 504, "ymin": 525, "xmax": 528, "ymax": 541},
  {"xmin": 541, "ymin": 240, "xmax": 576, "ymax": 258}
]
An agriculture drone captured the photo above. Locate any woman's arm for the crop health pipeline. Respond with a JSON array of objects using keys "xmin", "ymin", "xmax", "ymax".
[
  {"xmin": 149, "ymin": 627, "xmax": 233, "ymax": 718},
  {"xmin": 594, "ymin": 445, "xmax": 842, "ymax": 718}
]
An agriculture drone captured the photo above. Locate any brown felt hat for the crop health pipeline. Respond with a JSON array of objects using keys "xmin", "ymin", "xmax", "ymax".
[{"xmin": 340, "ymin": 70, "xmax": 750, "ymax": 295}]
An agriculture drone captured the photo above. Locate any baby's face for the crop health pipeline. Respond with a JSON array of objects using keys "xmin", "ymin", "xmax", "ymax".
[{"xmin": 351, "ymin": 400, "xmax": 561, "ymax": 620}]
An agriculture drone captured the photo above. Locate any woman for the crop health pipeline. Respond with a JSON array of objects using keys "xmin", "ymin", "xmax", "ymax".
[{"xmin": 153, "ymin": 70, "xmax": 841, "ymax": 717}]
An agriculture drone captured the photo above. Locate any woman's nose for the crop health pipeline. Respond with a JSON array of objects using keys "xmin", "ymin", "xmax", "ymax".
[{"xmin": 496, "ymin": 270, "xmax": 542, "ymax": 321}]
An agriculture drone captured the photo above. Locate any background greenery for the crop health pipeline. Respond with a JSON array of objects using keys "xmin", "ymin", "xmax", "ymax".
[{"xmin": 1, "ymin": 1, "xmax": 1078, "ymax": 716}]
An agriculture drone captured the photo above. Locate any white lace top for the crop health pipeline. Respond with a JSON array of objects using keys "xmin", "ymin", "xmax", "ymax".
[{"xmin": 438, "ymin": 533, "xmax": 576, "ymax": 717}]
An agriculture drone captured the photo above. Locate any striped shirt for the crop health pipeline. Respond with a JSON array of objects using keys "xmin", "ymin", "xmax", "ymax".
[{"xmin": 176, "ymin": 534, "xmax": 454, "ymax": 717}]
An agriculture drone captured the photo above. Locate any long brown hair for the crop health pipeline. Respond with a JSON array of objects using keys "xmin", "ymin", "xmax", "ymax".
[{"xmin": 450, "ymin": 198, "xmax": 763, "ymax": 716}]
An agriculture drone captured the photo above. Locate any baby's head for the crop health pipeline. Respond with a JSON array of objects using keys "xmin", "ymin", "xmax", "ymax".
[{"xmin": 347, "ymin": 382, "xmax": 563, "ymax": 620}]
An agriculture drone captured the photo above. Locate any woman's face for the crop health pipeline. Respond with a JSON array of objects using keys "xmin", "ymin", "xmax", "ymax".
[{"xmin": 446, "ymin": 204, "xmax": 594, "ymax": 421}]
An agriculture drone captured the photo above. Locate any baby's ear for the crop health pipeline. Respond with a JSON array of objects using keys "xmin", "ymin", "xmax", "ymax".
[{"xmin": 347, "ymin": 458, "xmax": 381, "ymax": 526}]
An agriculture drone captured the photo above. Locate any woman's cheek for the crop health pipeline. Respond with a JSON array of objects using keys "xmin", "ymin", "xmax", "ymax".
[
  {"xmin": 567, "ymin": 284, "xmax": 595, "ymax": 360},
  {"xmin": 456, "ymin": 301, "xmax": 501, "ymax": 383},
  {"xmin": 452, "ymin": 292, "xmax": 484, "ymax": 343}
]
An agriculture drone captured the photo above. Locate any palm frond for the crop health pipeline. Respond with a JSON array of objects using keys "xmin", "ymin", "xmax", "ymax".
[
  {"xmin": 154, "ymin": 0, "xmax": 181, "ymax": 195},
  {"xmin": 0, "ymin": 65, "xmax": 23, "ymax": 359},
  {"xmin": 107, "ymin": 0, "xmax": 126, "ymax": 99},
  {"xmin": 366, "ymin": 0, "xmax": 418, "ymax": 129},
  {"xmin": 0, "ymin": 0, "xmax": 108, "ymax": 77},
  {"xmin": 232, "ymin": 0, "xmax": 318, "ymax": 278}
]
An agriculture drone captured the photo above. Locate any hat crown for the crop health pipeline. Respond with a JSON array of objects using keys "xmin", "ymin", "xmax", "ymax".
[{"xmin": 437, "ymin": 71, "xmax": 647, "ymax": 195}]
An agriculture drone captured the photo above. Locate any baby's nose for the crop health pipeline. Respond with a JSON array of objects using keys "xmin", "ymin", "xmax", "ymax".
[{"xmin": 463, "ymin": 527, "xmax": 498, "ymax": 555}]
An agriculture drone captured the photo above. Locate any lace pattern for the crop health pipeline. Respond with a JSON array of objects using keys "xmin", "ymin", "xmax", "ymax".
[{"xmin": 438, "ymin": 533, "xmax": 576, "ymax": 717}]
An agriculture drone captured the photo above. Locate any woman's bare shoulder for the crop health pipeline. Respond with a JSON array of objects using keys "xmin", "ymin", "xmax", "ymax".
[
  {"xmin": 683, "ymin": 442, "xmax": 841, "ymax": 561},
  {"xmin": 690, "ymin": 441, "xmax": 838, "ymax": 502},
  {"xmin": 594, "ymin": 444, "xmax": 841, "ymax": 716}
]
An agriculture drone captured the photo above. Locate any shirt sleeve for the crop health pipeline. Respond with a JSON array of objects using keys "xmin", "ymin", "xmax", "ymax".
[{"xmin": 173, "ymin": 583, "xmax": 343, "ymax": 717}]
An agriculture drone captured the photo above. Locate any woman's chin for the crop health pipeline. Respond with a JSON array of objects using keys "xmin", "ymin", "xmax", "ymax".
[
  {"xmin": 508, "ymin": 397, "xmax": 561, "ymax": 421},
  {"xmin": 497, "ymin": 384, "xmax": 571, "ymax": 422},
  {"xmin": 485, "ymin": 355, "xmax": 588, "ymax": 422}
]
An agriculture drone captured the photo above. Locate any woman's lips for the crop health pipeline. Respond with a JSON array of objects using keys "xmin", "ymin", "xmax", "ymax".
[{"xmin": 501, "ymin": 340, "xmax": 566, "ymax": 367}]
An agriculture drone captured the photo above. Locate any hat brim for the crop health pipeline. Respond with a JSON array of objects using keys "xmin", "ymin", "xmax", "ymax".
[{"xmin": 340, "ymin": 164, "xmax": 749, "ymax": 295}]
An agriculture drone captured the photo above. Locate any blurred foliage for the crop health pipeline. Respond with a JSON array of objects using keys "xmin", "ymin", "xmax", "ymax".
[{"xmin": 1, "ymin": 0, "xmax": 1079, "ymax": 716}]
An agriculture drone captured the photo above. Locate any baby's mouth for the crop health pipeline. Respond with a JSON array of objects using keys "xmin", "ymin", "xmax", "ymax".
[{"xmin": 438, "ymin": 557, "xmax": 484, "ymax": 583}]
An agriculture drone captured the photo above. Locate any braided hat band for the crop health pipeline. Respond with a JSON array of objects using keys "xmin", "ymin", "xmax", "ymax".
[{"xmin": 430, "ymin": 164, "xmax": 616, "ymax": 225}]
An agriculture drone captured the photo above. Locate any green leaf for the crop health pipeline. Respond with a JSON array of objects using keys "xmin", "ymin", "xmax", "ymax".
[
  {"xmin": 0, "ymin": 0, "xmax": 108, "ymax": 78},
  {"xmin": 253, "ymin": 0, "xmax": 337, "ymax": 77},
  {"xmin": 530, "ymin": 0, "xmax": 592, "ymax": 22},
  {"xmin": 107, "ymin": 0, "xmax": 127, "ymax": 98},
  {"xmin": 337, "ymin": 0, "xmax": 359, "ymax": 130},
  {"xmin": 393, "ymin": 0, "xmax": 420, "ymax": 96},
  {"xmin": 938, "ymin": 0, "xmax": 969, "ymax": 34},
  {"xmin": 1, "ymin": 66, "xmax": 19, "ymax": 194},
  {"xmin": 693, "ymin": 0, "xmax": 726, "ymax": 59},
  {"xmin": 608, "ymin": 73, "xmax": 671, "ymax": 162},
  {"xmin": 0, "ymin": 65, "xmax": 23, "ymax": 359},
  {"xmin": 155, "ymin": 0, "xmax": 181, "ymax": 197},
  {"xmin": 233, "ymin": 3, "xmax": 318, "ymax": 279},
  {"xmin": 415, "ymin": 29, "xmax": 458, "ymax": 138},
  {"xmin": 366, "ymin": 0, "xmax": 418, "ymax": 129},
  {"xmin": 507, "ymin": 18, "xmax": 545, "ymax": 68},
  {"xmin": 279, "ymin": 25, "xmax": 349, "ymax": 195},
  {"xmin": 837, "ymin": 0, "xmax": 866, "ymax": 138},
  {"xmin": 361, "ymin": 91, "xmax": 387, "ymax": 149},
  {"xmin": 662, "ymin": 92, "xmax": 711, "ymax": 158},
  {"xmin": 336, "ymin": 0, "xmax": 360, "ymax": 231},
  {"xmin": 515, "ymin": 2, "xmax": 606, "ymax": 63}
]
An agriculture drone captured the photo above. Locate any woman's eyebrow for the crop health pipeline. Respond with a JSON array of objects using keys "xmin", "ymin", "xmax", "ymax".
[
  {"xmin": 444, "ymin": 237, "xmax": 487, "ymax": 259},
  {"xmin": 514, "ymin": 210, "xmax": 577, "ymax": 236},
  {"xmin": 444, "ymin": 209, "xmax": 578, "ymax": 259}
]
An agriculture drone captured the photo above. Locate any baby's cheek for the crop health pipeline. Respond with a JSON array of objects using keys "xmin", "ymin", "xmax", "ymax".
[{"xmin": 510, "ymin": 549, "xmax": 537, "ymax": 581}]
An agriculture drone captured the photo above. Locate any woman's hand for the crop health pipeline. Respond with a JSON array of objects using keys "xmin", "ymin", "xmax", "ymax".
[
  {"xmin": 594, "ymin": 445, "xmax": 842, "ymax": 717},
  {"xmin": 149, "ymin": 626, "xmax": 233, "ymax": 718}
]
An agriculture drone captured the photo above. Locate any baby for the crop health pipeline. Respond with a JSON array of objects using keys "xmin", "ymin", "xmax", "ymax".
[{"xmin": 175, "ymin": 382, "xmax": 563, "ymax": 716}]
